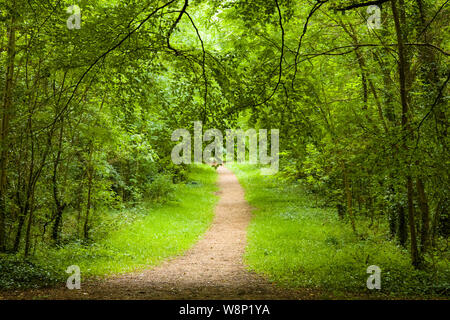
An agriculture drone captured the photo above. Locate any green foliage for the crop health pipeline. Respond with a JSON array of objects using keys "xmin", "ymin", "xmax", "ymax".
[
  {"xmin": 0, "ymin": 254, "xmax": 64, "ymax": 289},
  {"xmin": 0, "ymin": 0, "xmax": 448, "ymax": 296},
  {"xmin": 145, "ymin": 174, "xmax": 176, "ymax": 202}
]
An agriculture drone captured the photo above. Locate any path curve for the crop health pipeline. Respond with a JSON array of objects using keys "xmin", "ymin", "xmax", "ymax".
[{"xmin": 4, "ymin": 166, "xmax": 318, "ymax": 299}]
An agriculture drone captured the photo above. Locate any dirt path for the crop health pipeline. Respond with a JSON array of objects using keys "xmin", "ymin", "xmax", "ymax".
[{"xmin": 3, "ymin": 166, "xmax": 319, "ymax": 300}]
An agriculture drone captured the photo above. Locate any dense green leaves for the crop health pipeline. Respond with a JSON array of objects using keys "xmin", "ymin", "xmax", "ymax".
[{"xmin": 0, "ymin": 0, "xmax": 448, "ymax": 295}]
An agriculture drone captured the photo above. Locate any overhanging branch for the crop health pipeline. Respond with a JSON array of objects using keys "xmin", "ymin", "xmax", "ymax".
[
  {"xmin": 334, "ymin": 0, "xmax": 390, "ymax": 12},
  {"xmin": 167, "ymin": 0, "xmax": 189, "ymax": 55}
]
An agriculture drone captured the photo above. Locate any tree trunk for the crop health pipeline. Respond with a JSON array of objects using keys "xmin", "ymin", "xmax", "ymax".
[
  {"xmin": 84, "ymin": 146, "xmax": 94, "ymax": 240},
  {"xmin": 416, "ymin": 178, "xmax": 430, "ymax": 252},
  {"xmin": 84, "ymin": 171, "xmax": 93, "ymax": 240},
  {"xmin": 391, "ymin": 0, "xmax": 421, "ymax": 267},
  {"xmin": 24, "ymin": 192, "xmax": 35, "ymax": 257},
  {"xmin": 13, "ymin": 209, "xmax": 26, "ymax": 252},
  {"xmin": 52, "ymin": 119, "xmax": 65, "ymax": 244},
  {"xmin": 0, "ymin": 1, "xmax": 17, "ymax": 252},
  {"xmin": 343, "ymin": 165, "xmax": 356, "ymax": 233},
  {"xmin": 414, "ymin": 0, "xmax": 440, "ymax": 254}
]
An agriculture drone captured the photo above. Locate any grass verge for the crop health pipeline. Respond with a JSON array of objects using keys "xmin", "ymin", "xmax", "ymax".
[
  {"xmin": 0, "ymin": 164, "xmax": 218, "ymax": 289},
  {"xmin": 229, "ymin": 164, "xmax": 449, "ymax": 299}
]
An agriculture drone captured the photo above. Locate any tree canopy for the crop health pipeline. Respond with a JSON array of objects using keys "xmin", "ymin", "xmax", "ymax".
[{"xmin": 0, "ymin": 0, "xmax": 448, "ymax": 284}]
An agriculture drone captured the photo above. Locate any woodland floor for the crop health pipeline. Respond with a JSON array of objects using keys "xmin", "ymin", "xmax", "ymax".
[{"xmin": 1, "ymin": 166, "xmax": 325, "ymax": 300}]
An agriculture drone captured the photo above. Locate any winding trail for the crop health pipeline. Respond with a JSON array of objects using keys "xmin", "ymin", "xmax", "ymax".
[{"xmin": 3, "ymin": 166, "xmax": 318, "ymax": 299}]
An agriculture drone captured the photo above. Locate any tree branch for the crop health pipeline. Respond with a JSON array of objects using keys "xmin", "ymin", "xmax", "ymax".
[
  {"xmin": 334, "ymin": 0, "xmax": 390, "ymax": 11},
  {"xmin": 37, "ymin": 0, "xmax": 177, "ymax": 133},
  {"xmin": 292, "ymin": 0, "xmax": 328, "ymax": 89},
  {"xmin": 167, "ymin": 0, "xmax": 189, "ymax": 55},
  {"xmin": 225, "ymin": 0, "xmax": 285, "ymax": 116},
  {"xmin": 184, "ymin": 11, "xmax": 208, "ymax": 122}
]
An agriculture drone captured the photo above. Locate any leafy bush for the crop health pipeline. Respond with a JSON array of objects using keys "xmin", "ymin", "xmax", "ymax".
[
  {"xmin": 145, "ymin": 174, "xmax": 175, "ymax": 202},
  {"xmin": 0, "ymin": 254, "xmax": 64, "ymax": 289}
]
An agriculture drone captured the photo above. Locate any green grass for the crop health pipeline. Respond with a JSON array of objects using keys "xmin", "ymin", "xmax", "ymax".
[
  {"xmin": 0, "ymin": 164, "xmax": 218, "ymax": 289},
  {"xmin": 229, "ymin": 164, "xmax": 450, "ymax": 299}
]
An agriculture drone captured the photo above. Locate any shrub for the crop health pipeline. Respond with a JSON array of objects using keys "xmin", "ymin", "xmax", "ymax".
[
  {"xmin": 145, "ymin": 174, "xmax": 175, "ymax": 202},
  {"xmin": 0, "ymin": 254, "xmax": 64, "ymax": 289}
]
